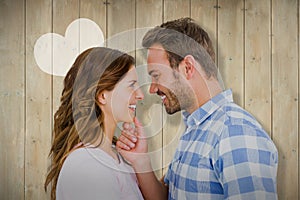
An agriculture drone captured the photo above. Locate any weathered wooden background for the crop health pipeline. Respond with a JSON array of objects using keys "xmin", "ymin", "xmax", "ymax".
[{"xmin": 0, "ymin": 0, "xmax": 299, "ymax": 199}]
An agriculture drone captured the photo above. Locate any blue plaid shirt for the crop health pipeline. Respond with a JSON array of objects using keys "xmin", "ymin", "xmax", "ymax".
[{"xmin": 164, "ymin": 89, "xmax": 278, "ymax": 200}]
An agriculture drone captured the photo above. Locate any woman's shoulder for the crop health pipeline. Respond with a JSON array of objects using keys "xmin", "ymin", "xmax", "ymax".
[
  {"xmin": 56, "ymin": 148, "xmax": 122, "ymax": 199},
  {"xmin": 57, "ymin": 147, "xmax": 120, "ymax": 189},
  {"xmin": 62, "ymin": 148, "xmax": 93, "ymax": 167},
  {"xmin": 63, "ymin": 147, "xmax": 116, "ymax": 171},
  {"xmin": 59, "ymin": 147, "xmax": 120, "ymax": 183}
]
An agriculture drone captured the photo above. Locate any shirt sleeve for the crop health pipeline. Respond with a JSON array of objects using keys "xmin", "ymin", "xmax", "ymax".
[
  {"xmin": 163, "ymin": 163, "xmax": 172, "ymax": 186},
  {"xmin": 56, "ymin": 152, "xmax": 121, "ymax": 200},
  {"xmin": 214, "ymin": 124, "xmax": 278, "ymax": 200}
]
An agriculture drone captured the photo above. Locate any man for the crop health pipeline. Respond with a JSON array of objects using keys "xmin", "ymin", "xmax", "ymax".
[{"xmin": 117, "ymin": 18, "xmax": 278, "ymax": 200}]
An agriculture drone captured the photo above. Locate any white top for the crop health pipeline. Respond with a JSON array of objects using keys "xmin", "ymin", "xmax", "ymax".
[{"xmin": 56, "ymin": 147, "xmax": 144, "ymax": 200}]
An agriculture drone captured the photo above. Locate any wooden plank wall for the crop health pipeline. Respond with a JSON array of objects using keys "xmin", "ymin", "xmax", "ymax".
[
  {"xmin": 0, "ymin": 0, "xmax": 298, "ymax": 199},
  {"xmin": 0, "ymin": 1, "xmax": 25, "ymax": 199}
]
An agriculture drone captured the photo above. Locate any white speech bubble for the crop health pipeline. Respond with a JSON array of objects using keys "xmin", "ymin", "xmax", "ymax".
[{"xmin": 34, "ymin": 18, "xmax": 104, "ymax": 76}]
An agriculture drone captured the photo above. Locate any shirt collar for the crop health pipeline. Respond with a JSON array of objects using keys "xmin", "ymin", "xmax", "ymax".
[{"xmin": 182, "ymin": 89, "xmax": 234, "ymax": 127}]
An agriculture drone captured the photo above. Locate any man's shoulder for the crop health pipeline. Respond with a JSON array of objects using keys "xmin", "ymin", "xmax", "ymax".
[{"xmin": 219, "ymin": 102, "xmax": 263, "ymax": 129}]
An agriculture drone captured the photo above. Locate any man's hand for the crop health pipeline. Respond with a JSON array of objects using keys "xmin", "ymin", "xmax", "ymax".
[
  {"xmin": 116, "ymin": 117, "xmax": 150, "ymax": 171},
  {"xmin": 117, "ymin": 117, "xmax": 168, "ymax": 199}
]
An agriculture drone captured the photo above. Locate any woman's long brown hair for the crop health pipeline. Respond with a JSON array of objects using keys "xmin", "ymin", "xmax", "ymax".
[{"xmin": 44, "ymin": 47, "xmax": 134, "ymax": 200}]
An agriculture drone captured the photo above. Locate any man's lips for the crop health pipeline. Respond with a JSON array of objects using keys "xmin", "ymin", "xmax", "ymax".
[
  {"xmin": 157, "ymin": 90, "xmax": 165, "ymax": 96},
  {"xmin": 157, "ymin": 90, "xmax": 167, "ymax": 104}
]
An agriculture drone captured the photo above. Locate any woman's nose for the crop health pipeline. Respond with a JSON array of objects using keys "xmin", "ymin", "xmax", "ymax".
[{"xmin": 135, "ymin": 87, "xmax": 144, "ymax": 100}]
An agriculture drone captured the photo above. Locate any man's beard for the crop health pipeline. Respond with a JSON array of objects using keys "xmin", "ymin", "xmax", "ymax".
[{"xmin": 164, "ymin": 79, "xmax": 195, "ymax": 115}]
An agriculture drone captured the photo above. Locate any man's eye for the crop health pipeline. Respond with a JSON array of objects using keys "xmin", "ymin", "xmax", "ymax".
[{"xmin": 152, "ymin": 74, "xmax": 159, "ymax": 80}]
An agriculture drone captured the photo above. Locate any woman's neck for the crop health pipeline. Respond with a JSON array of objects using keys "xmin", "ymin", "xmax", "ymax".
[{"xmin": 100, "ymin": 116, "xmax": 119, "ymax": 161}]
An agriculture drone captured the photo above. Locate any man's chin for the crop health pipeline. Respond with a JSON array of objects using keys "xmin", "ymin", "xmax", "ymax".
[{"xmin": 165, "ymin": 107, "xmax": 181, "ymax": 115}]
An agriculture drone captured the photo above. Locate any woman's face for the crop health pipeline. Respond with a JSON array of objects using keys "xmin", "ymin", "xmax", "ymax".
[{"xmin": 106, "ymin": 66, "xmax": 144, "ymax": 123}]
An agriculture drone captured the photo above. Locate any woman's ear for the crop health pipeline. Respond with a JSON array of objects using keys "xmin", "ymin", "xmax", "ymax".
[{"xmin": 98, "ymin": 92, "xmax": 107, "ymax": 105}]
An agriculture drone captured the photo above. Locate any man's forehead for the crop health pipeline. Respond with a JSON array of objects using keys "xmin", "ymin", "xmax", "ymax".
[
  {"xmin": 147, "ymin": 63, "xmax": 175, "ymax": 75},
  {"xmin": 147, "ymin": 44, "xmax": 167, "ymax": 58},
  {"xmin": 149, "ymin": 43, "xmax": 165, "ymax": 51},
  {"xmin": 146, "ymin": 44, "xmax": 171, "ymax": 73}
]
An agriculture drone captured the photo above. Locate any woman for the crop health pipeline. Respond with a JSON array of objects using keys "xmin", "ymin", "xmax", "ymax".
[{"xmin": 44, "ymin": 47, "xmax": 144, "ymax": 200}]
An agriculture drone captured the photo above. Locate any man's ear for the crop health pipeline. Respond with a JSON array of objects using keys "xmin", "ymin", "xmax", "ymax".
[
  {"xmin": 181, "ymin": 55, "xmax": 196, "ymax": 80},
  {"xmin": 98, "ymin": 92, "xmax": 107, "ymax": 105}
]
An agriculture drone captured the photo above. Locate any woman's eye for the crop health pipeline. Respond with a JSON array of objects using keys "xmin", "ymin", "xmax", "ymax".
[{"xmin": 130, "ymin": 81, "xmax": 136, "ymax": 88}]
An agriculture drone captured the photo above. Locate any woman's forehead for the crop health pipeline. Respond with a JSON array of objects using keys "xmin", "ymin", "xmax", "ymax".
[{"xmin": 122, "ymin": 66, "xmax": 137, "ymax": 80}]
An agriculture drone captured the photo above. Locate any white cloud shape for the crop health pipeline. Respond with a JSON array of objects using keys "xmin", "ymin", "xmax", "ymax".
[{"xmin": 34, "ymin": 18, "xmax": 104, "ymax": 76}]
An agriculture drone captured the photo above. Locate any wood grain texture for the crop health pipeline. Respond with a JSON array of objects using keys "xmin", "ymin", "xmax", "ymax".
[
  {"xmin": 245, "ymin": 0, "xmax": 272, "ymax": 134},
  {"xmin": 136, "ymin": 0, "xmax": 164, "ymax": 178},
  {"xmin": 25, "ymin": 0, "xmax": 52, "ymax": 199},
  {"xmin": 164, "ymin": 0, "xmax": 190, "ymax": 22},
  {"xmin": 272, "ymin": 0, "xmax": 299, "ymax": 199},
  {"xmin": 0, "ymin": 0, "xmax": 299, "ymax": 198},
  {"xmin": 107, "ymin": 0, "xmax": 135, "ymax": 55},
  {"xmin": 80, "ymin": 0, "xmax": 106, "ymax": 48},
  {"xmin": 218, "ymin": 0, "xmax": 244, "ymax": 106},
  {"xmin": 80, "ymin": 0, "xmax": 106, "ymax": 40},
  {"xmin": 0, "ymin": 0, "xmax": 25, "ymax": 199},
  {"xmin": 191, "ymin": 0, "xmax": 217, "ymax": 61}
]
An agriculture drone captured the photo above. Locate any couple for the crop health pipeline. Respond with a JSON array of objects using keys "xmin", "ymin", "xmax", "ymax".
[{"xmin": 45, "ymin": 18, "xmax": 278, "ymax": 200}]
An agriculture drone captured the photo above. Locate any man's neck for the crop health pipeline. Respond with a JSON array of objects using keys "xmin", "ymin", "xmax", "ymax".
[{"xmin": 187, "ymin": 79, "xmax": 222, "ymax": 114}]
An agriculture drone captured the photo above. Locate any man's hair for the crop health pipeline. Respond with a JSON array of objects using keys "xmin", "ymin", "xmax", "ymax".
[{"xmin": 142, "ymin": 17, "xmax": 217, "ymax": 78}]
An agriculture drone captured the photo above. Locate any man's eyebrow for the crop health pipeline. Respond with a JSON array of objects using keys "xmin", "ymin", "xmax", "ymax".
[{"xmin": 148, "ymin": 70, "xmax": 157, "ymax": 76}]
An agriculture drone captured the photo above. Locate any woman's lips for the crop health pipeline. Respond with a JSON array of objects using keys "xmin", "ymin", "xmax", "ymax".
[{"xmin": 128, "ymin": 104, "xmax": 136, "ymax": 112}]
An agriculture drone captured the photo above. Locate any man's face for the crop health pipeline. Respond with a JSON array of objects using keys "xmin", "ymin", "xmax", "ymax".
[{"xmin": 147, "ymin": 44, "xmax": 194, "ymax": 114}]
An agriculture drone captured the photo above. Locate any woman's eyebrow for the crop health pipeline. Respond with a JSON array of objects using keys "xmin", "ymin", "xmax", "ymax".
[{"xmin": 128, "ymin": 80, "xmax": 137, "ymax": 83}]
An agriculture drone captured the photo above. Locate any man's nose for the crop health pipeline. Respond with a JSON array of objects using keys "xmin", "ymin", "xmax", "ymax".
[{"xmin": 149, "ymin": 82, "xmax": 158, "ymax": 94}]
